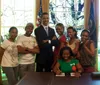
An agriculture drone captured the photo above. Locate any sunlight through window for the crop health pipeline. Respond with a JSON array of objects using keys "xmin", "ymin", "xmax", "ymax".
[{"xmin": 1, "ymin": 0, "xmax": 36, "ymax": 39}]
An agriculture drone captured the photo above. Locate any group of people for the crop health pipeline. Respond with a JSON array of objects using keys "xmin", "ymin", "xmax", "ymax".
[
  {"xmin": 0, "ymin": 12, "xmax": 96, "ymax": 85},
  {"xmin": 52, "ymin": 22, "xmax": 96, "ymax": 76}
]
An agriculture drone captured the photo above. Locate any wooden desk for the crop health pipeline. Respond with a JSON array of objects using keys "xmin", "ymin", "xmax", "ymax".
[
  {"xmin": 52, "ymin": 73, "xmax": 100, "ymax": 85},
  {"xmin": 16, "ymin": 72, "xmax": 54, "ymax": 85},
  {"xmin": 17, "ymin": 72, "xmax": 100, "ymax": 85}
]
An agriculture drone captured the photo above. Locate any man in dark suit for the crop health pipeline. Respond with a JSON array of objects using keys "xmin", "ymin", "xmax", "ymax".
[{"xmin": 35, "ymin": 12, "xmax": 59, "ymax": 72}]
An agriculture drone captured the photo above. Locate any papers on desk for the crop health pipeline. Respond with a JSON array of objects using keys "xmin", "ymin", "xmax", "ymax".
[
  {"xmin": 70, "ymin": 72, "xmax": 75, "ymax": 76},
  {"xmin": 56, "ymin": 73, "xmax": 65, "ymax": 77}
]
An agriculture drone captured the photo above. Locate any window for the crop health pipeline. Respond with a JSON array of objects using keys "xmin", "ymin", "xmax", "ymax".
[
  {"xmin": 49, "ymin": 0, "xmax": 84, "ymax": 37},
  {"xmin": 1, "ymin": 0, "xmax": 36, "ymax": 39}
]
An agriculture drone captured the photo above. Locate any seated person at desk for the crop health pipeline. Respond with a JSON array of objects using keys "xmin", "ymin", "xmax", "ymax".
[{"xmin": 53, "ymin": 46, "xmax": 83, "ymax": 77}]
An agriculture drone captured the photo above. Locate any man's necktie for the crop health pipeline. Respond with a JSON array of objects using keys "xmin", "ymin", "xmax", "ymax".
[{"xmin": 45, "ymin": 27, "xmax": 48, "ymax": 36}]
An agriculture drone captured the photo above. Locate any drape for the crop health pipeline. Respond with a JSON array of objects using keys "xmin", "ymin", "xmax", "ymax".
[
  {"xmin": 84, "ymin": 0, "xmax": 91, "ymax": 29},
  {"xmin": 42, "ymin": 0, "xmax": 49, "ymax": 13}
]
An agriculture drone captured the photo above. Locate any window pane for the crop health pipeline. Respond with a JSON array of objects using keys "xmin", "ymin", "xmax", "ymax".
[
  {"xmin": 15, "ymin": 0, "xmax": 24, "ymax": 10},
  {"xmin": 25, "ymin": 0, "xmax": 34, "ymax": 10},
  {"xmin": 14, "ymin": 11, "xmax": 25, "ymax": 26},
  {"xmin": 1, "ymin": 0, "xmax": 35, "ymax": 38},
  {"xmin": 49, "ymin": 0, "xmax": 84, "ymax": 39},
  {"xmin": 49, "ymin": 0, "xmax": 84, "ymax": 28}
]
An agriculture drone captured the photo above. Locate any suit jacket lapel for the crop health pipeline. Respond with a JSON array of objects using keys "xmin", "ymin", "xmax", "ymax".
[{"xmin": 40, "ymin": 25, "xmax": 48, "ymax": 36}]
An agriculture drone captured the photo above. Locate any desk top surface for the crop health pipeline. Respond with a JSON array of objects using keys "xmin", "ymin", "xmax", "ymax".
[{"xmin": 17, "ymin": 72, "xmax": 100, "ymax": 85}]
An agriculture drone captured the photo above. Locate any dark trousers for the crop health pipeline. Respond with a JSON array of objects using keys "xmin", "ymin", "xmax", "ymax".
[{"xmin": 36, "ymin": 61, "xmax": 52, "ymax": 72}]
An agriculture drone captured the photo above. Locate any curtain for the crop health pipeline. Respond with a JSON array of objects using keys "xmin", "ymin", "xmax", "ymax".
[
  {"xmin": 42, "ymin": 0, "xmax": 49, "ymax": 13},
  {"xmin": 84, "ymin": 0, "xmax": 91, "ymax": 29}
]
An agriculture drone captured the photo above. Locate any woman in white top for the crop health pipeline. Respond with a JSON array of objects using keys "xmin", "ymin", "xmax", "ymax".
[
  {"xmin": 67, "ymin": 26, "xmax": 80, "ymax": 57},
  {"xmin": 0, "ymin": 27, "xmax": 18, "ymax": 85}
]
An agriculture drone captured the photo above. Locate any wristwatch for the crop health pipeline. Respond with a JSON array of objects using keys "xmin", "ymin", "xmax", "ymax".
[{"xmin": 48, "ymin": 40, "xmax": 51, "ymax": 44}]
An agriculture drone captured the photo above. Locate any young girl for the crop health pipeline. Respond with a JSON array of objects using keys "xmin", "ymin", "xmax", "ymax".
[
  {"xmin": 0, "ymin": 27, "xmax": 18, "ymax": 85},
  {"xmin": 53, "ymin": 46, "xmax": 82, "ymax": 77},
  {"xmin": 52, "ymin": 23, "xmax": 66, "ymax": 69},
  {"xmin": 67, "ymin": 26, "xmax": 80, "ymax": 56},
  {"xmin": 77, "ymin": 29, "xmax": 96, "ymax": 72}
]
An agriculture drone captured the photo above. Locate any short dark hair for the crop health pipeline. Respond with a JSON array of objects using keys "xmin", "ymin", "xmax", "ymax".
[
  {"xmin": 81, "ymin": 29, "xmax": 90, "ymax": 36},
  {"xmin": 41, "ymin": 12, "xmax": 49, "ymax": 18},
  {"xmin": 9, "ymin": 26, "xmax": 18, "ymax": 33},
  {"xmin": 59, "ymin": 46, "xmax": 73, "ymax": 59},
  {"xmin": 67, "ymin": 26, "xmax": 78, "ymax": 38},
  {"xmin": 56, "ymin": 23, "xmax": 64, "ymax": 30},
  {"xmin": 67, "ymin": 26, "xmax": 74, "ymax": 30},
  {"xmin": 25, "ymin": 23, "xmax": 34, "ymax": 30}
]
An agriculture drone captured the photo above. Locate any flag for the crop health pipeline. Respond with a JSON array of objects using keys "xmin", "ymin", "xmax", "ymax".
[
  {"xmin": 36, "ymin": 0, "xmax": 43, "ymax": 27},
  {"xmin": 88, "ymin": 0, "xmax": 97, "ymax": 48}
]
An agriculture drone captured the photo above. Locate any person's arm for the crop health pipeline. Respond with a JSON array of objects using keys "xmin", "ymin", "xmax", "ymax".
[
  {"xmin": 51, "ymin": 35, "xmax": 59, "ymax": 47},
  {"xmin": 76, "ymin": 52, "xmax": 81, "ymax": 59},
  {"xmin": 74, "ymin": 63, "xmax": 83, "ymax": 77},
  {"xmin": 84, "ymin": 40, "xmax": 95, "ymax": 57},
  {"xmin": 0, "ymin": 40, "xmax": 9, "ymax": 64},
  {"xmin": 35, "ymin": 28, "xmax": 59, "ymax": 49},
  {"xmin": 76, "ymin": 63, "xmax": 83, "ymax": 73},
  {"xmin": 53, "ymin": 62, "xmax": 62, "ymax": 75},
  {"xmin": 58, "ymin": 37, "xmax": 66, "ymax": 56},
  {"xmin": 59, "ymin": 36, "xmax": 67, "ymax": 50},
  {"xmin": 17, "ymin": 45, "xmax": 29, "ymax": 54},
  {"xmin": 35, "ymin": 28, "xmax": 49, "ymax": 48},
  {"xmin": 0, "ymin": 47, "xmax": 5, "ymax": 64},
  {"xmin": 16, "ymin": 36, "xmax": 29, "ymax": 54},
  {"xmin": 27, "ymin": 46, "xmax": 40, "ymax": 54}
]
